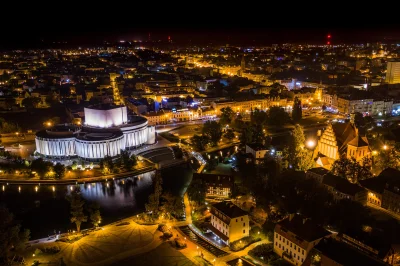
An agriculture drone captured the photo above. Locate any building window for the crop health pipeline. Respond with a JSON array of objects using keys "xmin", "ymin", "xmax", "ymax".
[
  {"xmin": 276, "ymin": 242, "xmax": 278, "ymax": 246},
  {"xmin": 243, "ymin": 230, "xmax": 245, "ymax": 234},
  {"xmin": 302, "ymin": 250, "xmax": 304, "ymax": 255},
  {"xmin": 236, "ymin": 219, "xmax": 238, "ymax": 222},
  {"xmin": 290, "ymin": 243, "xmax": 292, "ymax": 248},
  {"xmin": 243, "ymin": 223, "xmax": 245, "ymax": 227},
  {"xmin": 276, "ymin": 233, "xmax": 278, "ymax": 238}
]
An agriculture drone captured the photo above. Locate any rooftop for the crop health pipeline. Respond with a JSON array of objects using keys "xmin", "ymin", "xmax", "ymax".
[
  {"xmin": 307, "ymin": 167, "xmax": 330, "ymax": 176},
  {"xmin": 309, "ymin": 238, "xmax": 387, "ymax": 266},
  {"xmin": 193, "ymin": 173, "xmax": 234, "ymax": 188},
  {"xmin": 212, "ymin": 201, "xmax": 247, "ymax": 219},
  {"xmin": 323, "ymin": 174, "xmax": 365, "ymax": 195},
  {"xmin": 275, "ymin": 214, "xmax": 331, "ymax": 243},
  {"xmin": 87, "ymin": 103, "xmax": 124, "ymax": 110}
]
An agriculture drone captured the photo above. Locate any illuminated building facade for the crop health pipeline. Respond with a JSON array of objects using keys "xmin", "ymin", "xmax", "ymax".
[
  {"xmin": 35, "ymin": 104, "xmax": 156, "ymax": 161},
  {"xmin": 386, "ymin": 61, "xmax": 400, "ymax": 84}
]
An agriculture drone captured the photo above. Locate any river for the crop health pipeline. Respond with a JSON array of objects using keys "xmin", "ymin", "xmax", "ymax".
[{"xmin": 0, "ymin": 164, "xmax": 193, "ymax": 239}]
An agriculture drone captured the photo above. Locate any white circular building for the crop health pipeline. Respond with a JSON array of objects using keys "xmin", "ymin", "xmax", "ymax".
[{"xmin": 35, "ymin": 104, "xmax": 156, "ymax": 161}]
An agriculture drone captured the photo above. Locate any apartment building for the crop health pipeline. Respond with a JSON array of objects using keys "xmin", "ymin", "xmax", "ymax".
[
  {"xmin": 274, "ymin": 214, "xmax": 332, "ymax": 265},
  {"xmin": 193, "ymin": 173, "xmax": 234, "ymax": 199},
  {"xmin": 209, "ymin": 201, "xmax": 249, "ymax": 245}
]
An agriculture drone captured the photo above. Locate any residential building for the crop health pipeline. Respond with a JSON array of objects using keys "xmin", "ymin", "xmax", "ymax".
[
  {"xmin": 245, "ymin": 143, "xmax": 268, "ymax": 163},
  {"xmin": 193, "ymin": 173, "xmax": 234, "ymax": 199},
  {"xmin": 274, "ymin": 214, "xmax": 332, "ymax": 266},
  {"xmin": 209, "ymin": 201, "xmax": 249, "ymax": 245},
  {"xmin": 386, "ymin": 60, "xmax": 400, "ymax": 84},
  {"xmin": 306, "ymin": 167, "xmax": 329, "ymax": 184},
  {"xmin": 322, "ymin": 93, "xmax": 393, "ymax": 116},
  {"xmin": 211, "ymin": 98, "xmax": 286, "ymax": 115},
  {"xmin": 338, "ymin": 232, "xmax": 394, "ymax": 263},
  {"xmin": 322, "ymin": 173, "xmax": 367, "ymax": 204},
  {"xmin": 360, "ymin": 168, "xmax": 400, "ymax": 210},
  {"xmin": 382, "ymin": 179, "xmax": 400, "ymax": 215},
  {"xmin": 304, "ymin": 237, "xmax": 388, "ymax": 266}
]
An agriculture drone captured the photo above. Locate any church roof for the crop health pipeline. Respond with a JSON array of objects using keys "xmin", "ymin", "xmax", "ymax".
[
  {"xmin": 347, "ymin": 135, "xmax": 369, "ymax": 147},
  {"xmin": 332, "ymin": 122, "xmax": 357, "ymax": 153}
]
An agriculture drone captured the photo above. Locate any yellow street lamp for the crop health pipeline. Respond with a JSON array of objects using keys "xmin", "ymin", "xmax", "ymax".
[
  {"xmin": 383, "ymin": 145, "xmax": 388, "ymax": 150},
  {"xmin": 307, "ymin": 140, "xmax": 316, "ymax": 149}
]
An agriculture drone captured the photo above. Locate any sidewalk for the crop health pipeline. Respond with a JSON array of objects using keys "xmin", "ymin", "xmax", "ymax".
[{"xmin": 0, "ymin": 165, "xmax": 155, "ymax": 185}]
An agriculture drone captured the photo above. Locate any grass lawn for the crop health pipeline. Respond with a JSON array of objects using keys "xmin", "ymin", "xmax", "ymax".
[{"xmin": 115, "ymin": 242, "xmax": 196, "ymax": 266}]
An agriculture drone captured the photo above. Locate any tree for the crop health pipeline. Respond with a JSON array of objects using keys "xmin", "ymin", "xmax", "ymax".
[
  {"xmin": 145, "ymin": 171, "xmax": 163, "ymax": 217},
  {"xmin": 224, "ymin": 128, "xmax": 235, "ymax": 141},
  {"xmin": 232, "ymin": 114, "xmax": 245, "ymax": 130},
  {"xmin": 99, "ymin": 155, "xmax": 114, "ymax": 174},
  {"xmin": 220, "ymin": 107, "xmax": 234, "ymax": 125},
  {"xmin": 187, "ymin": 175, "xmax": 206, "ymax": 206},
  {"xmin": 266, "ymin": 107, "xmax": 290, "ymax": 127},
  {"xmin": 21, "ymin": 97, "xmax": 41, "ymax": 108},
  {"xmin": 251, "ymin": 108, "xmax": 268, "ymax": 126},
  {"xmin": 375, "ymin": 149, "xmax": 399, "ymax": 172},
  {"xmin": 120, "ymin": 150, "xmax": 135, "ymax": 171},
  {"xmin": 191, "ymin": 134, "xmax": 210, "ymax": 151},
  {"xmin": 0, "ymin": 206, "xmax": 30, "ymax": 263},
  {"xmin": 202, "ymin": 121, "xmax": 222, "ymax": 146},
  {"xmin": 53, "ymin": 163, "xmax": 65, "ymax": 179},
  {"xmin": 4, "ymin": 98, "xmax": 15, "ymax": 110},
  {"xmin": 292, "ymin": 97, "xmax": 302, "ymax": 122},
  {"xmin": 287, "ymin": 124, "xmax": 314, "ymax": 171},
  {"xmin": 67, "ymin": 190, "xmax": 87, "ymax": 232},
  {"xmin": 160, "ymin": 193, "xmax": 184, "ymax": 220},
  {"xmin": 88, "ymin": 203, "xmax": 101, "ymax": 227},
  {"xmin": 30, "ymin": 158, "xmax": 53, "ymax": 179},
  {"xmin": 331, "ymin": 157, "xmax": 373, "ymax": 183},
  {"xmin": 329, "ymin": 199, "xmax": 371, "ymax": 232}
]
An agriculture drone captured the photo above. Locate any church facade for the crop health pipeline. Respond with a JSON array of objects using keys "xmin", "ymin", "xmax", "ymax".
[{"xmin": 315, "ymin": 122, "xmax": 371, "ymax": 169}]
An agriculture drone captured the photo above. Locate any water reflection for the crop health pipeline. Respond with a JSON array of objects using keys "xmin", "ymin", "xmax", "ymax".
[
  {"xmin": 0, "ymin": 171, "xmax": 155, "ymax": 239},
  {"xmin": 0, "ymin": 164, "xmax": 193, "ymax": 239}
]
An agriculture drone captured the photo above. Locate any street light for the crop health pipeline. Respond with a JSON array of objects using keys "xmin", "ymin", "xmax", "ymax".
[
  {"xmin": 307, "ymin": 140, "xmax": 316, "ymax": 149},
  {"xmin": 383, "ymin": 145, "xmax": 388, "ymax": 150}
]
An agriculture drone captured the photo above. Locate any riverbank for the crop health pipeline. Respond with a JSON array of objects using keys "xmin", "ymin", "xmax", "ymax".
[{"xmin": 0, "ymin": 165, "xmax": 156, "ymax": 185}]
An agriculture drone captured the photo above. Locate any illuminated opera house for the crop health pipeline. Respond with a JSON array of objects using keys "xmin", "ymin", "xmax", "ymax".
[{"xmin": 35, "ymin": 104, "xmax": 156, "ymax": 161}]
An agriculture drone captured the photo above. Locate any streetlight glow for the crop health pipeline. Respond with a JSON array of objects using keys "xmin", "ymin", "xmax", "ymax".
[{"xmin": 307, "ymin": 140, "xmax": 316, "ymax": 148}]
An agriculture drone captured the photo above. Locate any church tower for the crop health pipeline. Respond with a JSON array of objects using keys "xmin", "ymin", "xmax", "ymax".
[{"xmin": 241, "ymin": 55, "xmax": 245, "ymax": 72}]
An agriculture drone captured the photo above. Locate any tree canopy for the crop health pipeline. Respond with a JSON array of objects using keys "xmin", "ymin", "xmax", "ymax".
[{"xmin": 0, "ymin": 207, "xmax": 30, "ymax": 263}]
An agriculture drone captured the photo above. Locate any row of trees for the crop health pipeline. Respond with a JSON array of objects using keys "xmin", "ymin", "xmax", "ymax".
[
  {"xmin": 99, "ymin": 151, "xmax": 137, "ymax": 174},
  {"xmin": 0, "ymin": 117, "xmax": 20, "ymax": 133}
]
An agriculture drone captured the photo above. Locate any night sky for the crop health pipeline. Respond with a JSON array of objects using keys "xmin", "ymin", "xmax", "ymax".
[{"xmin": 2, "ymin": 21, "xmax": 400, "ymax": 50}]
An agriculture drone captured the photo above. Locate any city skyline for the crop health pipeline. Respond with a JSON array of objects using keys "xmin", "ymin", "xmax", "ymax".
[{"xmin": 3, "ymin": 24, "xmax": 400, "ymax": 50}]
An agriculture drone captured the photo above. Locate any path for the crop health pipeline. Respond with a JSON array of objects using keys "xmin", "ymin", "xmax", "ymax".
[{"xmin": 0, "ymin": 165, "xmax": 155, "ymax": 185}]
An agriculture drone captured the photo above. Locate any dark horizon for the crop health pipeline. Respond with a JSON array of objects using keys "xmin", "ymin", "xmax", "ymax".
[{"xmin": 2, "ymin": 25, "xmax": 400, "ymax": 50}]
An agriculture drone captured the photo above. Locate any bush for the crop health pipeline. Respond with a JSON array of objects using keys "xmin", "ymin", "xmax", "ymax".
[
  {"xmin": 41, "ymin": 246, "xmax": 61, "ymax": 254},
  {"xmin": 230, "ymin": 227, "xmax": 263, "ymax": 252},
  {"xmin": 174, "ymin": 237, "xmax": 187, "ymax": 249},
  {"xmin": 161, "ymin": 232, "xmax": 173, "ymax": 240},
  {"xmin": 116, "ymin": 222, "xmax": 130, "ymax": 226},
  {"xmin": 248, "ymin": 243, "xmax": 275, "ymax": 263},
  {"xmin": 230, "ymin": 235, "xmax": 261, "ymax": 251},
  {"xmin": 158, "ymin": 224, "xmax": 168, "ymax": 233}
]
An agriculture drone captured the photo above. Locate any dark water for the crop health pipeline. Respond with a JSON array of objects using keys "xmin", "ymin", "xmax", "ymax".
[{"xmin": 0, "ymin": 164, "xmax": 193, "ymax": 239}]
